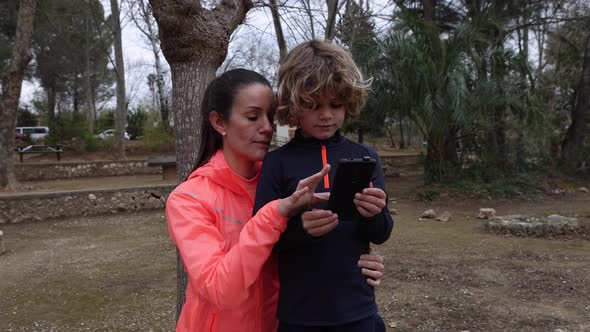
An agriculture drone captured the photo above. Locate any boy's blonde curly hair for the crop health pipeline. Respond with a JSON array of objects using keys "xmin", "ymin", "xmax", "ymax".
[{"xmin": 275, "ymin": 40, "xmax": 372, "ymax": 126}]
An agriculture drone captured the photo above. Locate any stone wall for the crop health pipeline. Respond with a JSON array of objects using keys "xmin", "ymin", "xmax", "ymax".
[
  {"xmin": 483, "ymin": 214, "xmax": 588, "ymax": 237},
  {"xmin": 15, "ymin": 160, "xmax": 160, "ymax": 181},
  {"xmin": 0, "ymin": 185, "xmax": 174, "ymax": 224}
]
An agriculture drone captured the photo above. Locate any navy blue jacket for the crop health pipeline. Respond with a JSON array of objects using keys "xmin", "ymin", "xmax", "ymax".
[{"xmin": 253, "ymin": 129, "xmax": 394, "ymax": 326}]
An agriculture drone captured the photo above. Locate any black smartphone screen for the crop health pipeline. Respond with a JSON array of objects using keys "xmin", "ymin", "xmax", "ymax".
[{"xmin": 327, "ymin": 156, "xmax": 376, "ymax": 219}]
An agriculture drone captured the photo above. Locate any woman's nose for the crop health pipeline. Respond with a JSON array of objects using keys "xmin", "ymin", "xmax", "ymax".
[{"xmin": 260, "ymin": 117, "xmax": 273, "ymax": 133}]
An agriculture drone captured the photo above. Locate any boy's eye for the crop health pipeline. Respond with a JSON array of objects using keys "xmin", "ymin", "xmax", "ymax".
[
  {"xmin": 247, "ymin": 116, "xmax": 258, "ymax": 121},
  {"xmin": 330, "ymin": 103, "xmax": 343, "ymax": 108}
]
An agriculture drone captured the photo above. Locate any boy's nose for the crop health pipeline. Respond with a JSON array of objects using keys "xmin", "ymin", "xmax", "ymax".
[{"xmin": 318, "ymin": 107, "xmax": 333, "ymax": 120}]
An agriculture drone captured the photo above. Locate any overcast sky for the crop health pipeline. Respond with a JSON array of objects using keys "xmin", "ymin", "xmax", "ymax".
[{"xmin": 20, "ymin": 0, "xmax": 284, "ymax": 107}]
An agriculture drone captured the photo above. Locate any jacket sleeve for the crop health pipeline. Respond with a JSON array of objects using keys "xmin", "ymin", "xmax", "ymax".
[
  {"xmin": 254, "ymin": 153, "xmax": 320, "ymax": 252},
  {"xmin": 362, "ymin": 151, "xmax": 394, "ymax": 244},
  {"xmin": 166, "ymin": 190, "xmax": 288, "ymax": 310}
]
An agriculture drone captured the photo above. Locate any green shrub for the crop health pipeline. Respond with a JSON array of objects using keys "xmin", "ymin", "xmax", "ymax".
[
  {"xmin": 144, "ymin": 125, "xmax": 173, "ymax": 151},
  {"xmin": 84, "ymin": 132, "xmax": 98, "ymax": 152},
  {"xmin": 417, "ymin": 188, "xmax": 440, "ymax": 201}
]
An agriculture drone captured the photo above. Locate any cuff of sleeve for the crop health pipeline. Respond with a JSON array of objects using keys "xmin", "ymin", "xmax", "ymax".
[{"xmin": 260, "ymin": 200, "xmax": 289, "ymax": 232}]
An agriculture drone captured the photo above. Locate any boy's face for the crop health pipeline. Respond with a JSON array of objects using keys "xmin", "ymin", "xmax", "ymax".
[{"xmin": 299, "ymin": 96, "xmax": 345, "ymax": 140}]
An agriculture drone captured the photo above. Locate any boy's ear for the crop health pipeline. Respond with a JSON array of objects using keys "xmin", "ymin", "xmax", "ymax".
[{"xmin": 209, "ymin": 111, "xmax": 226, "ymax": 136}]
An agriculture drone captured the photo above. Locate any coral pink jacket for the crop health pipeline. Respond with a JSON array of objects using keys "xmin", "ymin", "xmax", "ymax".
[{"xmin": 165, "ymin": 150, "xmax": 286, "ymax": 332}]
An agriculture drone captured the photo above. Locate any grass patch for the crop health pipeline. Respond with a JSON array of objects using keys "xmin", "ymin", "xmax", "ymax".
[{"xmin": 415, "ymin": 172, "xmax": 545, "ymax": 201}]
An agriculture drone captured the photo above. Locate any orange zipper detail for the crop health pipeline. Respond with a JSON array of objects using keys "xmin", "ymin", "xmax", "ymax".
[{"xmin": 321, "ymin": 144, "xmax": 330, "ymax": 189}]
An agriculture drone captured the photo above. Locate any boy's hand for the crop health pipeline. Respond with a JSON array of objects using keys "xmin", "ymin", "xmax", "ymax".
[
  {"xmin": 278, "ymin": 165, "xmax": 331, "ymax": 217},
  {"xmin": 353, "ymin": 183, "xmax": 386, "ymax": 218},
  {"xmin": 302, "ymin": 209, "xmax": 338, "ymax": 237}
]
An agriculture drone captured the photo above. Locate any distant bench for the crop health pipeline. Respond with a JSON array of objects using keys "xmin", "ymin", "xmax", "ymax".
[
  {"xmin": 147, "ymin": 156, "xmax": 176, "ymax": 181},
  {"xmin": 15, "ymin": 145, "xmax": 63, "ymax": 163}
]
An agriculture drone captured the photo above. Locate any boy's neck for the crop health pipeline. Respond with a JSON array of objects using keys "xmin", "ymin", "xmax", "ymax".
[
  {"xmin": 298, "ymin": 128, "xmax": 340, "ymax": 141},
  {"xmin": 222, "ymin": 147, "xmax": 258, "ymax": 179}
]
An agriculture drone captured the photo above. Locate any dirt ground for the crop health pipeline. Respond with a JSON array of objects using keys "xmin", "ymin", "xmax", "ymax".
[{"xmin": 1, "ymin": 177, "xmax": 589, "ymax": 331}]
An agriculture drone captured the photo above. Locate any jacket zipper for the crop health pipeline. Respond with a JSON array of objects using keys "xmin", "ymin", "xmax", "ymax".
[{"xmin": 321, "ymin": 144, "xmax": 330, "ymax": 189}]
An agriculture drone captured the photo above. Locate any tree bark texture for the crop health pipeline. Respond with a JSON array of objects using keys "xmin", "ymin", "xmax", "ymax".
[
  {"xmin": 325, "ymin": 0, "xmax": 339, "ymax": 41},
  {"xmin": 0, "ymin": 0, "xmax": 37, "ymax": 190},
  {"xmin": 269, "ymin": 0, "xmax": 287, "ymax": 62},
  {"xmin": 135, "ymin": 0, "xmax": 169, "ymax": 126},
  {"xmin": 561, "ymin": 34, "xmax": 590, "ymax": 167},
  {"xmin": 85, "ymin": 17, "xmax": 95, "ymax": 134},
  {"xmin": 110, "ymin": 0, "xmax": 127, "ymax": 159},
  {"xmin": 422, "ymin": 0, "xmax": 436, "ymax": 22},
  {"xmin": 149, "ymin": 0, "xmax": 252, "ymax": 320}
]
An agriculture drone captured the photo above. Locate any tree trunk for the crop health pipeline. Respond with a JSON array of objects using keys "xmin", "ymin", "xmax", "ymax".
[
  {"xmin": 405, "ymin": 118, "xmax": 412, "ymax": 146},
  {"xmin": 152, "ymin": 37, "xmax": 168, "ymax": 127},
  {"xmin": 560, "ymin": 34, "xmax": 590, "ymax": 168},
  {"xmin": 0, "ymin": 0, "xmax": 37, "ymax": 190},
  {"xmin": 303, "ymin": 0, "xmax": 315, "ymax": 40},
  {"xmin": 85, "ymin": 17, "xmax": 95, "ymax": 134},
  {"xmin": 422, "ymin": 0, "xmax": 436, "ymax": 22},
  {"xmin": 139, "ymin": 0, "xmax": 169, "ymax": 127},
  {"xmin": 268, "ymin": 0, "xmax": 287, "ymax": 62},
  {"xmin": 324, "ymin": 0, "xmax": 339, "ymax": 41},
  {"xmin": 398, "ymin": 113, "xmax": 405, "ymax": 149},
  {"xmin": 386, "ymin": 125, "xmax": 396, "ymax": 147},
  {"xmin": 47, "ymin": 84, "xmax": 56, "ymax": 133},
  {"xmin": 110, "ymin": 0, "xmax": 127, "ymax": 159},
  {"xmin": 149, "ymin": 0, "xmax": 252, "ymax": 320}
]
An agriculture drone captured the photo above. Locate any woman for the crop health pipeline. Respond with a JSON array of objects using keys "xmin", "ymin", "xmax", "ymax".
[{"xmin": 165, "ymin": 69, "xmax": 385, "ymax": 332}]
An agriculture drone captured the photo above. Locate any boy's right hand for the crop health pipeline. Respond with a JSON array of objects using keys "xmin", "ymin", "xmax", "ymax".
[{"xmin": 302, "ymin": 209, "xmax": 338, "ymax": 237}]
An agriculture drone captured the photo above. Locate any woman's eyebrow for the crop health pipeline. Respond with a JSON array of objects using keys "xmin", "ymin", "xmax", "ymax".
[{"xmin": 245, "ymin": 105, "xmax": 263, "ymax": 110}]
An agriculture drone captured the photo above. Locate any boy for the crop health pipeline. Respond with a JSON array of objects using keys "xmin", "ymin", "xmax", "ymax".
[{"xmin": 253, "ymin": 40, "xmax": 393, "ymax": 331}]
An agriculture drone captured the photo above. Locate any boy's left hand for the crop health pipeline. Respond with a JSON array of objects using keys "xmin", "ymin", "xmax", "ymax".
[{"xmin": 353, "ymin": 183, "xmax": 386, "ymax": 218}]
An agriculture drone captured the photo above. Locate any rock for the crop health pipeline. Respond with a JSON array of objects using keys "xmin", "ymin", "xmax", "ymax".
[
  {"xmin": 478, "ymin": 208, "xmax": 496, "ymax": 219},
  {"xmin": 421, "ymin": 209, "xmax": 436, "ymax": 218},
  {"xmin": 389, "ymin": 208, "xmax": 398, "ymax": 215},
  {"xmin": 576, "ymin": 187, "xmax": 589, "ymax": 193},
  {"xmin": 88, "ymin": 194, "xmax": 96, "ymax": 200},
  {"xmin": 437, "ymin": 211, "xmax": 452, "ymax": 222},
  {"xmin": 554, "ymin": 329, "xmax": 567, "ymax": 332},
  {"xmin": 551, "ymin": 188, "xmax": 566, "ymax": 195},
  {"xmin": 461, "ymin": 288, "xmax": 474, "ymax": 296},
  {"xmin": 388, "ymin": 321, "xmax": 397, "ymax": 328},
  {"xmin": 546, "ymin": 214, "xmax": 578, "ymax": 223},
  {"xmin": 0, "ymin": 230, "xmax": 4, "ymax": 253}
]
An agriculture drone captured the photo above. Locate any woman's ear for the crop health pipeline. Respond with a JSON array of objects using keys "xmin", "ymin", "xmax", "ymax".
[{"xmin": 209, "ymin": 111, "xmax": 226, "ymax": 136}]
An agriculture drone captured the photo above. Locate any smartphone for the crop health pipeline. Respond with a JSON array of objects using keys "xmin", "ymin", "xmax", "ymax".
[{"xmin": 327, "ymin": 156, "xmax": 376, "ymax": 219}]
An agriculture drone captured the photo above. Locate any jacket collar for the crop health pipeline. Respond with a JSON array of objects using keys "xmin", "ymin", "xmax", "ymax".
[
  {"xmin": 291, "ymin": 128, "xmax": 344, "ymax": 146},
  {"xmin": 187, "ymin": 150, "xmax": 261, "ymax": 197}
]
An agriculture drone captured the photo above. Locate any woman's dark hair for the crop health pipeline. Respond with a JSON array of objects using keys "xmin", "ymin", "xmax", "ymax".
[{"xmin": 190, "ymin": 68, "xmax": 271, "ymax": 178}]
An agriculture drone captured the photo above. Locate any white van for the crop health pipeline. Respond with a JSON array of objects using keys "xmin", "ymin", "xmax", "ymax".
[{"xmin": 16, "ymin": 126, "xmax": 49, "ymax": 140}]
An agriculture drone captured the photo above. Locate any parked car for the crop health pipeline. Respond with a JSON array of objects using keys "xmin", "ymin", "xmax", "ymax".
[
  {"xmin": 15, "ymin": 126, "xmax": 49, "ymax": 141},
  {"xmin": 96, "ymin": 129, "xmax": 130, "ymax": 140},
  {"xmin": 15, "ymin": 132, "xmax": 26, "ymax": 141}
]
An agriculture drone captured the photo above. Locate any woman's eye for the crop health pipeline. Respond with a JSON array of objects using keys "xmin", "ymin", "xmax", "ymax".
[
  {"xmin": 247, "ymin": 116, "xmax": 258, "ymax": 121},
  {"xmin": 330, "ymin": 103, "xmax": 343, "ymax": 108}
]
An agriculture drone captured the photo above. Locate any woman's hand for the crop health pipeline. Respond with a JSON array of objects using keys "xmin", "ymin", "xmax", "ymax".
[
  {"xmin": 302, "ymin": 209, "xmax": 338, "ymax": 237},
  {"xmin": 353, "ymin": 183, "xmax": 387, "ymax": 218},
  {"xmin": 278, "ymin": 165, "xmax": 330, "ymax": 217},
  {"xmin": 358, "ymin": 250, "xmax": 385, "ymax": 287}
]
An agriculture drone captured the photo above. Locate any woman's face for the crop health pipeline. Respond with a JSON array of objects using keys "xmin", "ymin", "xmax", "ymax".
[{"xmin": 222, "ymin": 83, "xmax": 274, "ymax": 163}]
